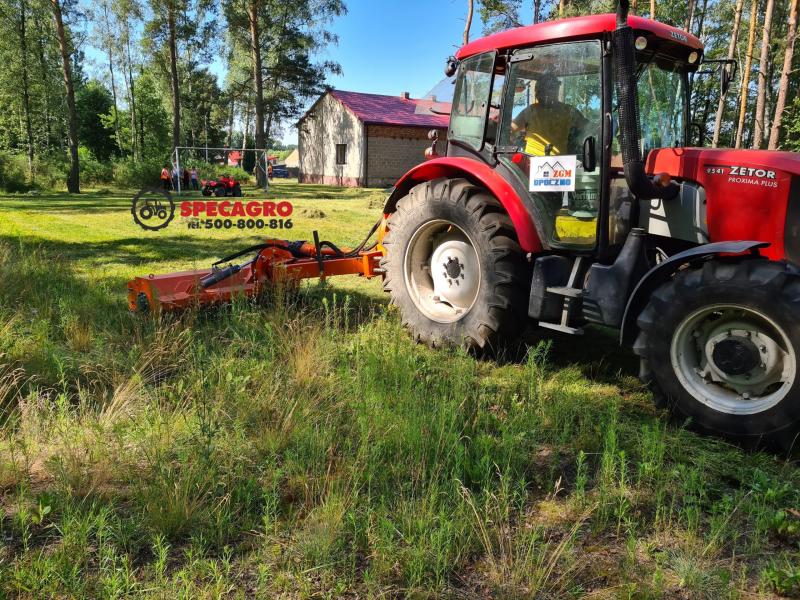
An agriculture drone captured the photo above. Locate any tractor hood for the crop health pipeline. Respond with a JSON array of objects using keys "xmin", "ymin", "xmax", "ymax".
[
  {"xmin": 647, "ymin": 147, "xmax": 800, "ymax": 181},
  {"xmin": 647, "ymin": 147, "xmax": 800, "ymax": 264}
]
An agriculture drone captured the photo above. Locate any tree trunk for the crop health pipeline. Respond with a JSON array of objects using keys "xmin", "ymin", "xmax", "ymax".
[
  {"xmin": 19, "ymin": 0, "xmax": 34, "ymax": 173},
  {"xmin": 650, "ymin": 0, "xmax": 655, "ymax": 19},
  {"xmin": 768, "ymin": 0, "xmax": 797, "ymax": 149},
  {"xmin": 685, "ymin": 0, "xmax": 696, "ymax": 32},
  {"xmin": 102, "ymin": 3, "xmax": 120, "ymax": 155},
  {"xmin": 533, "ymin": 0, "xmax": 540, "ymax": 23},
  {"xmin": 559, "ymin": 0, "xmax": 565, "ymax": 17},
  {"xmin": 694, "ymin": 0, "xmax": 709, "ymax": 38},
  {"xmin": 50, "ymin": 0, "xmax": 79, "ymax": 193},
  {"xmin": 248, "ymin": 0, "xmax": 265, "ymax": 185},
  {"xmin": 752, "ymin": 0, "xmax": 775, "ymax": 148},
  {"xmin": 167, "ymin": 0, "xmax": 181, "ymax": 151},
  {"xmin": 712, "ymin": 0, "xmax": 744, "ymax": 147},
  {"xmin": 226, "ymin": 97, "xmax": 235, "ymax": 152},
  {"xmin": 735, "ymin": 0, "xmax": 759, "ymax": 149},
  {"xmin": 35, "ymin": 16, "xmax": 51, "ymax": 152},
  {"xmin": 242, "ymin": 101, "xmax": 250, "ymax": 153},
  {"xmin": 463, "ymin": 0, "xmax": 473, "ymax": 46},
  {"xmin": 124, "ymin": 28, "xmax": 138, "ymax": 159}
]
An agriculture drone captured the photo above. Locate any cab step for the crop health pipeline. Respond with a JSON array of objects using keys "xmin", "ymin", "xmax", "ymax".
[{"xmin": 536, "ymin": 258, "xmax": 586, "ymax": 335}]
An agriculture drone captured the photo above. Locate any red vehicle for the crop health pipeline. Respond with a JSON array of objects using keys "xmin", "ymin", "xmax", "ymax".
[
  {"xmin": 201, "ymin": 174, "xmax": 242, "ymax": 197},
  {"xmin": 131, "ymin": 1, "xmax": 800, "ymax": 448}
]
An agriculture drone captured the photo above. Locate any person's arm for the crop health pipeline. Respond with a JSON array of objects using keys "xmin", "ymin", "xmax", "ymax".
[{"xmin": 511, "ymin": 106, "xmax": 529, "ymax": 133}]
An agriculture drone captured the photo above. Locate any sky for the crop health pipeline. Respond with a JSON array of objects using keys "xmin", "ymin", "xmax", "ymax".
[
  {"xmin": 81, "ymin": 0, "xmax": 475, "ymax": 146},
  {"xmin": 278, "ymin": 0, "xmax": 471, "ymax": 143}
]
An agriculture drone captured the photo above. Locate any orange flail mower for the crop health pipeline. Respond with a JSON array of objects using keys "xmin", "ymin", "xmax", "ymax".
[{"xmin": 127, "ymin": 221, "xmax": 385, "ymax": 313}]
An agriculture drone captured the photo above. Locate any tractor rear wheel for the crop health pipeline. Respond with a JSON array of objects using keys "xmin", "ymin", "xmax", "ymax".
[
  {"xmin": 634, "ymin": 259, "xmax": 800, "ymax": 448},
  {"xmin": 381, "ymin": 178, "xmax": 529, "ymax": 354}
]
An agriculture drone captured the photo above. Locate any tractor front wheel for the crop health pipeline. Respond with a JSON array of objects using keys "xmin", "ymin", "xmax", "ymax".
[
  {"xmin": 381, "ymin": 178, "xmax": 529, "ymax": 354},
  {"xmin": 635, "ymin": 259, "xmax": 800, "ymax": 448}
]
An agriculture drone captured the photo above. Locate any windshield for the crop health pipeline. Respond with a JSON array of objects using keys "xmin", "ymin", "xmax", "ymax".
[
  {"xmin": 635, "ymin": 59, "xmax": 687, "ymax": 153},
  {"xmin": 610, "ymin": 56, "xmax": 688, "ymax": 165}
]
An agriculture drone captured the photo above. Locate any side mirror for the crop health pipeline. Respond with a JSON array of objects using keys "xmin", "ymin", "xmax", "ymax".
[
  {"xmin": 721, "ymin": 68, "xmax": 731, "ymax": 95},
  {"xmin": 582, "ymin": 136, "xmax": 597, "ymax": 172}
]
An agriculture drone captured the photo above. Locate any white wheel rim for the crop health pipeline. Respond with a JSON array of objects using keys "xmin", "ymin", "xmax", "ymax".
[
  {"xmin": 670, "ymin": 304, "xmax": 796, "ymax": 415},
  {"xmin": 403, "ymin": 219, "xmax": 481, "ymax": 323}
]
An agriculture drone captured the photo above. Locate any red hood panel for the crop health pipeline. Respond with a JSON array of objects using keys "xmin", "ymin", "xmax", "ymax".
[{"xmin": 646, "ymin": 147, "xmax": 798, "ymax": 261}]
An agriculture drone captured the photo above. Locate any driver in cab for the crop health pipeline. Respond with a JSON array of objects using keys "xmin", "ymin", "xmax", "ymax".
[{"xmin": 510, "ymin": 73, "xmax": 588, "ymax": 156}]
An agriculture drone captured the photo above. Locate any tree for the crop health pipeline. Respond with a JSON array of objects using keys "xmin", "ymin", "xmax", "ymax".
[
  {"xmin": 113, "ymin": 0, "xmax": 143, "ymax": 159},
  {"xmin": 752, "ymin": 0, "xmax": 775, "ymax": 148},
  {"xmin": 18, "ymin": 0, "xmax": 34, "ymax": 172},
  {"xmin": 712, "ymin": 0, "xmax": 745, "ymax": 147},
  {"xmin": 144, "ymin": 0, "xmax": 212, "ymax": 153},
  {"xmin": 735, "ymin": 0, "xmax": 759, "ymax": 149},
  {"xmin": 225, "ymin": 0, "xmax": 344, "ymax": 185},
  {"xmin": 50, "ymin": 0, "xmax": 80, "ymax": 192},
  {"xmin": 76, "ymin": 80, "xmax": 117, "ymax": 160},
  {"xmin": 90, "ymin": 0, "xmax": 122, "ymax": 154},
  {"xmin": 464, "ymin": 0, "xmax": 474, "ymax": 46},
  {"xmin": 768, "ymin": 0, "xmax": 798, "ymax": 149}
]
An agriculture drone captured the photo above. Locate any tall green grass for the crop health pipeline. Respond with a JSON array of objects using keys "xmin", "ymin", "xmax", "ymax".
[{"xmin": 0, "ymin": 234, "xmax": 798, "ymax": 597}]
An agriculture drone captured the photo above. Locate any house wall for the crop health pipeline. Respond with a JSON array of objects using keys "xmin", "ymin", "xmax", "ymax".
[
  {"xmin": 365, "ymin": 125, "xmax": 448, "ymax": 188},
  {"xmin": 298, "ymin": 94, "xmax": 364, "ymax": 187}
]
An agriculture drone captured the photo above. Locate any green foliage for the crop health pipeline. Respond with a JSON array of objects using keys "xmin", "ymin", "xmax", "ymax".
[
  {"xmin": 76, "ymin": 80, "xmax": 118, "ymax": 161},
  {"xmin": 0, "ymin": 152, "xmax": 31, "ymax": 192},
  {"xmin": 77, "ymin": 146, "xmax": 114, "ymax": 185},
  {"xmin": 111, "ymin": 157, "xmax": 165, "ymax": 188},
  {"xmin": 761, "ymin": 557, "xmax": 800, "ymax": 595}
]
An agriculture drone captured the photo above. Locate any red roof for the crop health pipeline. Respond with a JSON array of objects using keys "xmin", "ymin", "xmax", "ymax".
[
  {"xmin": 457, "ymin": 14, "xmax": 702, "ymax": 59},
  {"xmin": 328, "ymin": 90, "xmax": 450, "ymax": 128}
]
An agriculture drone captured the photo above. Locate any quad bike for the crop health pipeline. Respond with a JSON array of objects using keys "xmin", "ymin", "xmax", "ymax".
[
  {"xmin": 131, "ymin": 1, "xmax": 800, "ymax": 449},
  {"xmin": 202, "ymin": 174, "xmax": 243, "ymax": 197}
]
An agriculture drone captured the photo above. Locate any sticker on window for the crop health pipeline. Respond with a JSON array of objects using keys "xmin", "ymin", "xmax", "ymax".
[{"xmin": 529, "ymin": 155, "xmax": 577, "ymax": 192}]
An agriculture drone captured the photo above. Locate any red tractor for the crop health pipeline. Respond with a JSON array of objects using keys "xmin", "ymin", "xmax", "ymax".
[
  {"xmin": 201, "ymin": 174, "xmax": 243, "ymax": 197},
  {"xmin": 130, "ymin": 1, "xmax": 800, "ymax": 448}
]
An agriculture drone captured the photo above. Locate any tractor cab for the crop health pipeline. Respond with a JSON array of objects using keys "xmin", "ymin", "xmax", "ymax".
[{"xmin": 446, "ymin": 13, "xmax": 702, "ymax": 254}]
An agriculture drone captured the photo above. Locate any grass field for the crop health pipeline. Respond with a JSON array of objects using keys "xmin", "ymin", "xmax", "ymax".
[{"xmin": 0, "ymin": 181, "xmax": 799, "ymax": 598}]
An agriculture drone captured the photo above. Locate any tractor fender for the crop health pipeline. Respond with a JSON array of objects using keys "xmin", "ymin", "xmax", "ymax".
[
  {"xmin": 619, "ymin": 240, "xmax": 771, "ymax": 345},
  {"xmin": 383, "ymin": 157, "xmax": 542, "ymax": 253}
]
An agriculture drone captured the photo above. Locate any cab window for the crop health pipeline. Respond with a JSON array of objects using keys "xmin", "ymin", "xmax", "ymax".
[
  {"xmin": 497, "ymin": 41, "xmax": 603, "ymax": 249},
  {"xmin": 450, "ymin": 52, "xmax": 496, "ymax": 150}
]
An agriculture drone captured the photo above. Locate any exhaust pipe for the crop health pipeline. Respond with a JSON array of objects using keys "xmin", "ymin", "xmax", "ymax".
[{"xmin": 613, "ymin": 0, "xmax": 679, "ymax": 200}]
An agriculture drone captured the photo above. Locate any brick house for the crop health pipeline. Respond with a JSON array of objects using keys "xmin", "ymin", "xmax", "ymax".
[{"xmin": 298, "ymin": 90, "xmax": 450, "ymax": 188}]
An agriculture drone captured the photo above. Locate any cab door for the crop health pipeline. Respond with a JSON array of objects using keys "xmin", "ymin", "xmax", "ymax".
[{"xmin": 496, "ymin": 41, "xmax": 604, "ymax": 250}]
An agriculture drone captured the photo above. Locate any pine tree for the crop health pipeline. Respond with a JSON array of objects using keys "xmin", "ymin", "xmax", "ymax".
[
  {"xmin": 735, "ymin": 0, "xmax": 759, "ymax": 149},
  {"xmin": 768, "ymin": 0, "xmax": 798, "ymax": 149},
  {"xmin": 753, "ymin": 0, "xmax": 775, "ymax": 148}
]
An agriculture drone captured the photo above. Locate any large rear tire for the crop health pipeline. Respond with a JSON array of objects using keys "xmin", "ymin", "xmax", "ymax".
[
  {"xmin": 381, "ymin": 178, "xmax": 529, "ymax": 354},
  {"xmin": 634, "ymin": 259, "xmax": 800, "ymax": 448}
]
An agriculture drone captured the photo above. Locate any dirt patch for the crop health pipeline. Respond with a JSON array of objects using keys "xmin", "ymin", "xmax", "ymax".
[{"xmin": 300, "ymin": 208, "xmax": 326, "ymax": 219}]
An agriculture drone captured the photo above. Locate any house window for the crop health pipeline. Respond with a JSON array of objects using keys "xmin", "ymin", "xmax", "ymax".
[{"xmin": 335, "ymin": 144, "xmax": 347, "ymax": 165}]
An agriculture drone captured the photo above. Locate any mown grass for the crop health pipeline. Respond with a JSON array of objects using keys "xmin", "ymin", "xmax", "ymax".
[{"xmin": 0, "ymin": 181, "xmax": 798, "ymax": 598}]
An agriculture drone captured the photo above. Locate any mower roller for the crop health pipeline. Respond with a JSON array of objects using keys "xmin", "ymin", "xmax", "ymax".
[{"xmin": 130, "ymin": 0, "xmax": 800, "ymax": 448}]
